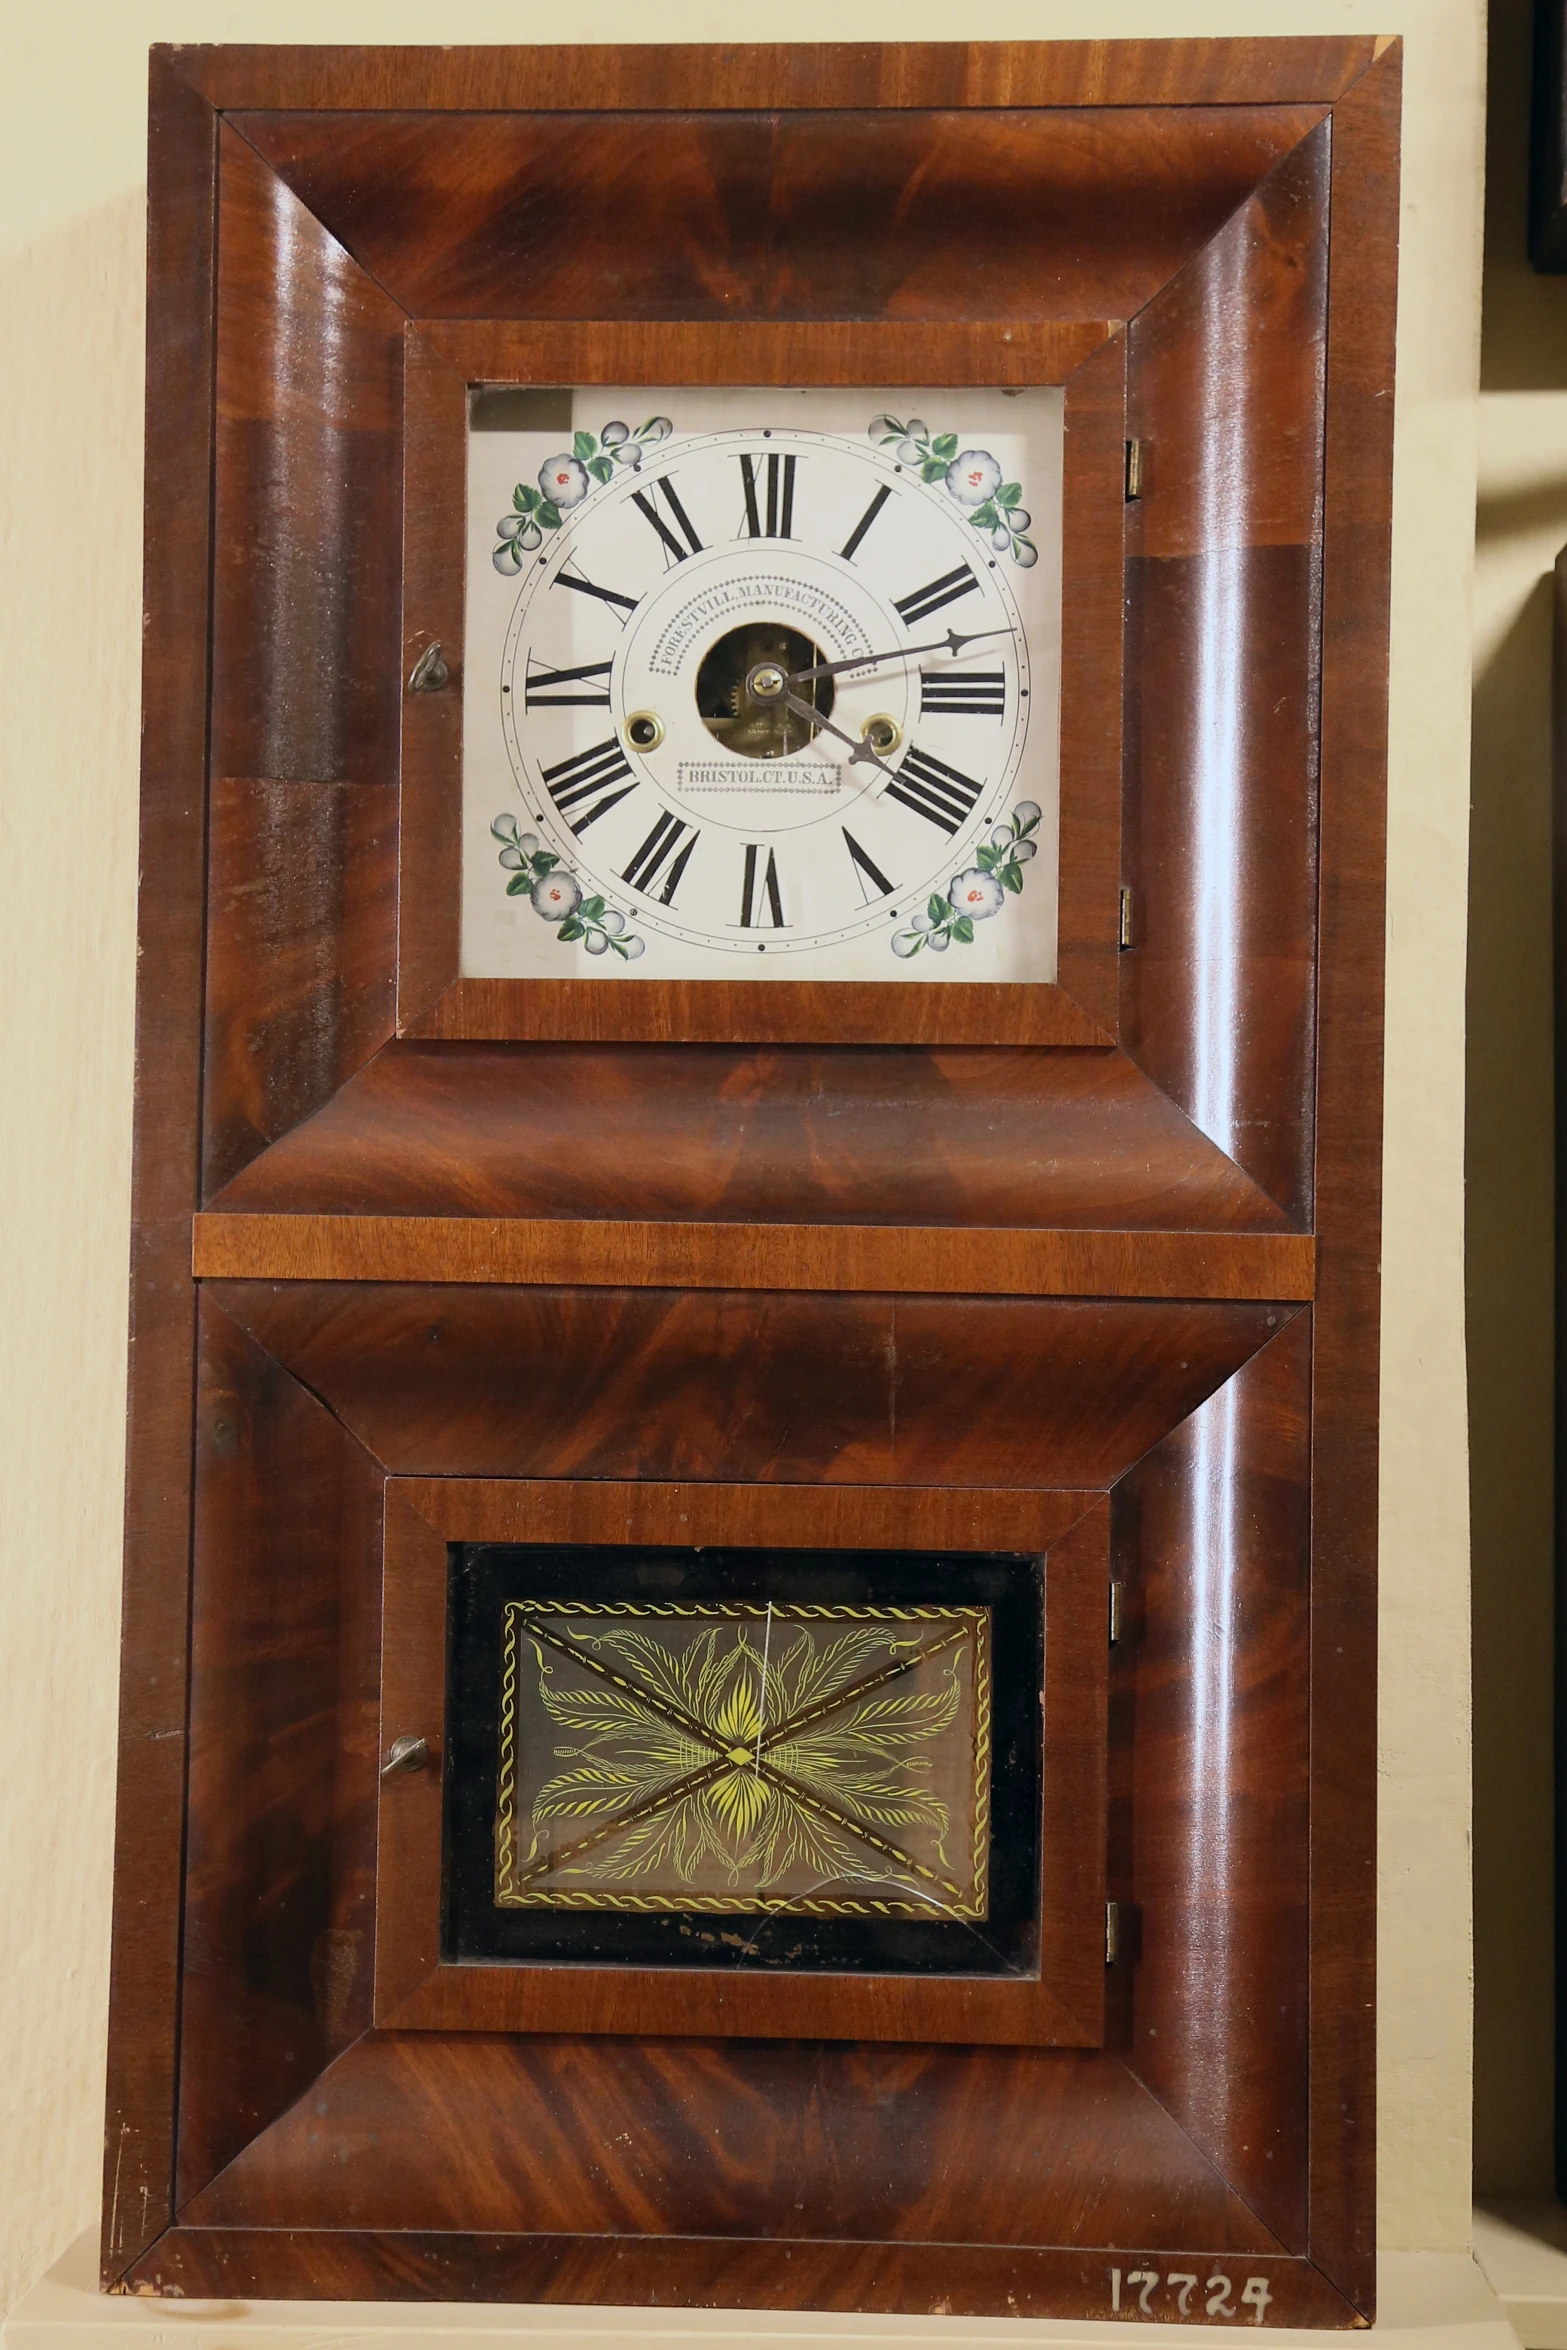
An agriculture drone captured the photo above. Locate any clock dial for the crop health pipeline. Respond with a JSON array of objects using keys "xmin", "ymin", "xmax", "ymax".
[{"xmin": 462, "ymin": 388, "xmax": 1063, "ymax": 982}]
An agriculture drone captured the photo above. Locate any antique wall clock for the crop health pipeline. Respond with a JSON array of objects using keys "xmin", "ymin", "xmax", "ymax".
[{"xmin": 107, "ymin": 38, "xmax": 1398, "ymax": 2330}]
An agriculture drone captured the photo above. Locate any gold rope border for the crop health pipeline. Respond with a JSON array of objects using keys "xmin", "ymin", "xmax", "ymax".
[{"xmin": 494, "ymin": 1599, "xmax": 994, "ymax": 1919}]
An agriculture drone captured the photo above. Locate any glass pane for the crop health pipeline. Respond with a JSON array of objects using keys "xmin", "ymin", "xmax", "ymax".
[{"xmin": 445, "ymin": 1545, "xmax": 1043, "ymax": 1978}]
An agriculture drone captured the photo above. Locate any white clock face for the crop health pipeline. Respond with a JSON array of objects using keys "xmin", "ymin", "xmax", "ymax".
[{"xmin": 460, "ymin": 387, "xmax": 1063, "ymax": 983}]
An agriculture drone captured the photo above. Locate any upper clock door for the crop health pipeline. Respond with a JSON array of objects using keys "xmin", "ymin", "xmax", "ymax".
[{"xmin": 460, "ymin": 385, "xmax": 1064, "ymax": 985}]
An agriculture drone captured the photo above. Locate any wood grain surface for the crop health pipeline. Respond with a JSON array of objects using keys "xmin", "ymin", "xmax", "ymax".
[
  {"xmin": 177, "ymin": 39, "xmax": 1379, "ymax": 110},
  {"xmin": 202, "ymin": 1040, "xmax": 1301, "ymax": 1232},
  {"xmin": 102, "ymin": 53, "xmax": 218, "ymax": 2287},
  {"xmin": 177, "ymin": 1300, "xmax": 383, "ymax": 2208},
  {"xmin": 1121, "ymin": 123, "xmax": 1329, "ymax": 1227},
  {"xmin": 1302, "ymin": 46, "xmax": 1400, "ymax": 2315},
  {"xmin": 125, "ymin": 2229, "xmax": 1360, "ymax": 2325},
  {"xmin": 206, "ymin": 1285, "xmax": 1300, "ymax": 1488},
  {"xmin": 373, "ymin": 1484, "xmax": 1107, "ymax": 2047},
  {"xmin": 109, "ymin": 36, "xmax": 1397, "ymax": 2322},
  {"xmin": 231, "ymin": 104, "xmax": 1329, "ymax": 326}
]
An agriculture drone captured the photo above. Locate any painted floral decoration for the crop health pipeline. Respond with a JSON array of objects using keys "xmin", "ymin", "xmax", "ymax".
[
  {"xmin": 891, "ymin": 802, "xmax": 1041, "ymax": 958},
  {"xmin": 491, "ymin": 813, "xmax": 645, "ymax": 958},
  {"xmin": 868, "ymin": 416, "xmax": 1037, "ymax": 567},
  {"xmin": 494, "ymin": 417, "xmax": 674, "ymax": 571}
]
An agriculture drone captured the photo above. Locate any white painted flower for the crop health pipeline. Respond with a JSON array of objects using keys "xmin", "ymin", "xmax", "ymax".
[
  {"xmin": 599, "ymin": 909, "xmax": 626, "ymax": 935},
  {"xmin": 1012, "ymin": 539, "xmax": 1039, "ymax": 568},
  {"xmin": 1014, "ymin": 839, "xmax": 1037, "ymax": 863},
  {"xmin": 946, "ymin": 450, "xmax": 1002, "ymax": 507},
  {"xmin": 539, "ymin": 454, "xmax": 590, "ymax": 508},
  {"xmin": 948, "ymin": 868, "xmax": 1005, "ymax": 920},
  {"xmin": 583, "ymin": 928, "xmax": 610, "ymax": 955},
  {"xmin": 600, "ymin": 421, "xmax": 630, "ymax": 447},
  {"xmin": 491, "ymin": 813, "xmax": 520, "ymax": 842},
  {"xmin": 895, "ymin": 439, "xmax": 924, "ymax": 464},
  {"xmin": 622, "ymin": 934, "xmax": 647, "ymax": 959},
  {"xmin": 531, "ymin": 871, "xmax": 583, "ymax": 922},
  {"xmin": 927, "ymin": 928, "xmax": 950, "ymax": 951},
  {"xmin": 1009, "ymin": 507, "xmax": 1031, "ymax": 531},
  {"xmin": 904, "ymin": 419, "xmax": 928, "ymax": 440},
  {"xmin": 891, "ymin": 929, "xmax": 923, "ymax": 958},
  {"xmin": 990, "ymin": 524, "xmax": 1012, "ymax": 551},
  {"xmin": 493, "ymin": 540, "xmax": 525, "ymax": 573},
  {"xmin": 869, "ymin": 414, "xmax": 901, "ymax": 441},
  {"xmin": 640, "ymin": 417, "xmax": 673, "ymax": 443},
  {"xmin": 1014, "ymin": 800, "xmax": 1042, "ymax": 827}
]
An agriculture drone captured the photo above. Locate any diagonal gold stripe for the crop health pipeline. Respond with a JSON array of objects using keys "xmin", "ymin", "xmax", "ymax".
[
  {"xmin": 514, "ymin": 1612, "xmax": 725, "ymax": 1756},
  {"xmin": 759, "ymin": 1623, "xmax": 972, "ymax": 1751},
  {"xmin": 756, "ymin": 1760, "xmax": 970, "ymax": 1908},
  {"xmin": 504, "ymin": 1756, "xmax": 730, "ymax": 1891}
]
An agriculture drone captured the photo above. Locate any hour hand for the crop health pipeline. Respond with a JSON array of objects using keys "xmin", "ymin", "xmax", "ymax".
[{"xmin": 776, "ymin": 688, "xmax": 900, "ymax": 782}]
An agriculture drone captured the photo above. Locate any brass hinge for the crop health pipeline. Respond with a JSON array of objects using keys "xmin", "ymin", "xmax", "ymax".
[
  {"xmin": 1106, "ymin": 1901, "xmax": 1122, "ymax": 1965},
  {"xmin": 1118, "ymin": 886, "xmax": 1135, "ymax": 949},
  {"xmin": 1109, "ymin": 1580, "xmax": 1124, "ymax": 1646},
  {"xmin": 1124, "ymin": 438, "xmax": 1144, "ymax": 500}
]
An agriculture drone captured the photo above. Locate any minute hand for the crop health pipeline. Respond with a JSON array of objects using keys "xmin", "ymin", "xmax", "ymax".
[
  {"xmin": 778, "ymin": 688, "xmax": 900, "ymax": 780},
  {"xmin": 786, "ymin": 626, "xmax": 1015, "ymax": 687}
]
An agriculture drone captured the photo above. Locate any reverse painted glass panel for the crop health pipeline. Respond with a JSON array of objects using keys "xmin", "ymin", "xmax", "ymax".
[{"xmin": 444, "ymin": 1546, "xmax": 1043, "ymax": 1978}]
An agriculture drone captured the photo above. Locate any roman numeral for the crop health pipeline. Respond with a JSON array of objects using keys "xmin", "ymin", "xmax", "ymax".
[
  {"xmin": 919, "ymin": 667, "xmax": 1006, "ymax": 717},
  {"xmin": 739, "ymin": 843, "xmax": 785, "ymax": 928},
  {"xmin": 553, "ymin": 565, "xmax": 639, "ymax": 622},
  {"xmin": 524, "ymin": 655, "xmax": 613, "ymax": 709},
  {"xmin": 540, "ymin": 738, "xmax": 636, "ymax": 834},
  {"xmin": 738, "ymin": 453, "xmax": 797, "ymax": 540},
  {"xmin": 894, "ymin": 565, "xmax": 980, "ymax": 626},
  {"xmin": 839, "ymin": 484, "xmax": 892, "ymax": 562},
  {"xmin": 884, "ymin": 747, "xmax": 984, "ymax": 835},
  {"xmin": 842, "ymin": 828, "xmax": 895, "ymax": 905},
  {"xmin": 622, "ymin": 811, "xmax": 699, "ymax": 903},
  {"xmin": 632, "ymin": 477, "xmax": 704, "ymax": 564}
]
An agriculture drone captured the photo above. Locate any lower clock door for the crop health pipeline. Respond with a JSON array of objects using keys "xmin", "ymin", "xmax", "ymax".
[{"xmin": 158, "ymin": 1281, "xmax": 1327, "ymax": 2323}]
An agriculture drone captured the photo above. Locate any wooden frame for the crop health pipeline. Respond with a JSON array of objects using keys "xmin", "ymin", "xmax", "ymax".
[
  {"xmin": 396, "ymin": 320, "xmax": 1126, "ymax": 1046},
  {"xmin": 373, "ymin": 1479, "xmax": 1108, "ymax": 2044},
  {"xmin": 107, "ymin": 37, "xmax": 1398, "ymax": 2328}
]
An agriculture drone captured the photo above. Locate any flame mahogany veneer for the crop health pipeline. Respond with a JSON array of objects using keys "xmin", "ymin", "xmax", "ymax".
[{"xmin": 109, "ymin": 36, "xmax": 1396, "ymax": 2327}]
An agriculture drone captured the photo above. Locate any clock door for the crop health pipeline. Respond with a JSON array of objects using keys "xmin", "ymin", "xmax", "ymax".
[{"xmin": 109, "ymin": 38, "xmax": 1396, "ymax": 2333}]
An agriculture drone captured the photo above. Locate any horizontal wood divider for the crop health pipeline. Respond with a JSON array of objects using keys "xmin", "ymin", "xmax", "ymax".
[{"xmin": 193, "ymin": 1213, "xmax": 1315, "ymax": 1299}]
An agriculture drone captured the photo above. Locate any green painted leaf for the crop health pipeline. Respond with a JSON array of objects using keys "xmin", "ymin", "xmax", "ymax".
[
  {"xmin": 1001, "ymin": 863, "xmax": 1024, "ymax": 893},
  {"xmin": 932, "ymin": 433, "xmax": 959, "ymax": 459},
  {"xmin": 1018, "ymin": 809, "xmax": 1040, "ymax": 836},
  {"xmin": 1011, "ymin": 535, "xmax": 1036, "ymax": 561},
  {"xmin": 968, "ymin": 502, "xmax": 999, "ymax": 531},
  {"xmin": 514, "ymin": 483, "xmax": 538, "ymax": 512},
  {"xmin": 928, "ymin": 894, "xmax": 951, "ymax": 925},
  {"xmin": 538, "ymin": 501, "xmax": 563, "ymax": 530},
  {"xmin": 610, "ymin": 935, "xmax": 632, "ymax": 958},
  {"xmin": 920, "ymin": 458, "xmax": 949, "ymax": 484},
  {"xmin": 974, "ymin": 845, "xmax": 1000, "ymax": 873},
  {"xmin": 587, "ymin": 455, "xmax": 615, "ymax": 484},
  {"xmin": 505, "ymin": 874, "xmax": 530, "ymax": 896},
  {"xmin": 573, "ymin": 430, "xmax": 597, "ymax": 460},
  {"xmin": 997, "ymin": 481, "xmax": 1022, "ymax": 509},
  {"xmin": 557, "ymin": 918, "xmax": 585, "ymax": 943},
  {"xmin": 953, "ymin": 915, "xmax": 975, "ymax": 944},
  {"xmin": 580, "ymin": 895, "xmax": 606, "ymax": 920},
  {"xmin": 533, "ymin": 851, "xmax": 560, "ymax": 873}
]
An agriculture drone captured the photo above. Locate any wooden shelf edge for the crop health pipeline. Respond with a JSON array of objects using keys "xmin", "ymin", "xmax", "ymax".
[{"xmin": 192, "ymin": 1213, "xmax": 1315, "ymax": 1299}]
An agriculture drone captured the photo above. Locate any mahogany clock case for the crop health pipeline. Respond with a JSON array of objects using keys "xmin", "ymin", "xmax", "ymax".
[{"xmin": 107, "ymin": 37, "xmax": 1397, "ymax": 2333}]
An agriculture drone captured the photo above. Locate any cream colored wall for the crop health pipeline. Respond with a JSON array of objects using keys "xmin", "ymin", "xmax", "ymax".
[{"xmin": 0, "ymin": 0, "xmax": 1485, "ymax": 2314}]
